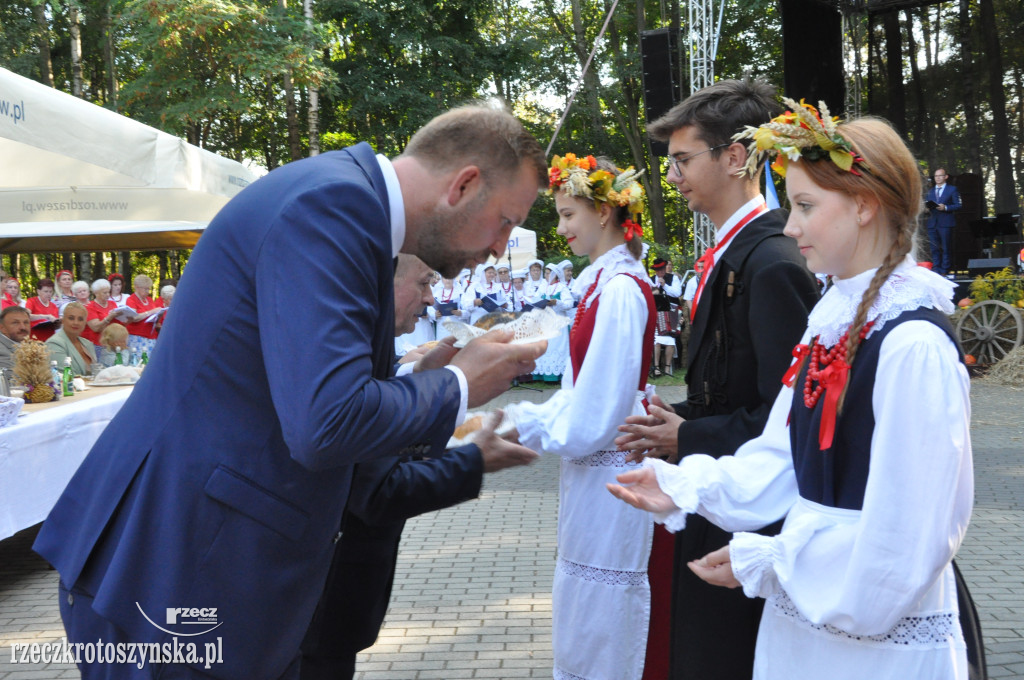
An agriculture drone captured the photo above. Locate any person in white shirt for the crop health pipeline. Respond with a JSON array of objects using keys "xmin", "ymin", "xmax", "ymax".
[
  {"xmin": 468, "ymin": 263, "xmax": 508, "ymax": 324},
  {"xmin": 611, "ymin": 105, "xmax": 982, "ymax": 680},
  {"xmin": 509, "ymin": 269, "xmax": 528, "ymax": 312},
  {"xmin": 523, "ymin": 259, "xmax": 547, "ymax": 304},
  {"xmin": 503, "ymin": 152, "xmax": 661, "ymax": 680},
  {"xmin": 613, "ymin": 77, "xmax": 820, "ymax": 680},
  {"xmin": 650, "ymin": 257, "xmax": 684, "ymax": 376}
]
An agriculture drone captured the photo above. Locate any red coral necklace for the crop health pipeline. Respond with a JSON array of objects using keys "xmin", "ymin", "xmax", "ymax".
[{"xmin": 570, "ymin": 268, "xmax": 602, "ymax": 340}]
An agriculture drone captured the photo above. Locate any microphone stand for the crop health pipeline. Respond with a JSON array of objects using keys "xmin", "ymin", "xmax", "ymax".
[{"xmin": 509, "ymin": 250, "xmax": 540, "ymax": 392}]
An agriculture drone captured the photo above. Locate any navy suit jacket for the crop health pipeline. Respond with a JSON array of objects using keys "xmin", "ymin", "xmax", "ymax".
[
  {"xmin": 33, "ymin": 143, "xmax": 463, "ymax": 679},
  {"xmin": 926, "ymin": 183, "xmax": 961, "ymax": 229},
  {"xmin": 302, "ymin": 443, "xmax": 483, "ymax": 663}
]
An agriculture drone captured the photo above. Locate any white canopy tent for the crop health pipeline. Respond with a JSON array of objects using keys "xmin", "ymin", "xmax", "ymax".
[
  {"xmin": 488, "ymin": 226, "xmax": 537, "ymax": 271},
  {"xmin": 0, "ymin": 67, "xmax": 258, "ymax": 253}
]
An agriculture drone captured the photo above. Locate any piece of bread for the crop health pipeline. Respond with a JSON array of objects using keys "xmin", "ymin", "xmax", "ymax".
[
  {"xmin": 474, "ymin": 311, "xmax": 516, "ymax": 330},
  {"xmin": 420, "ymin": 340, "xmax": 440, "ymax": 350},
  {"xmin": 452, "ymin": 414, "xmax": 484, "ymax": 440}
]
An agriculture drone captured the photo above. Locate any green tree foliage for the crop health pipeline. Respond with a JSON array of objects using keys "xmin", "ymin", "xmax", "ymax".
[
  {"xmin": 118, "ymin": 0, "xmax": 333, "ymax": 161},
  {"xmin": 2, "ymin": 0, "xmax": 1022, "ymax": 274},
  {"xmin": 316, "ymin": 0, "xmax": 498, "ymax": 156}
]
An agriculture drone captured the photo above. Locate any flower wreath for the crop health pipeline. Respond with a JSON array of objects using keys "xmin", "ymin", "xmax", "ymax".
[
  {"xmin": 733, "ymin": 98, "xmax": 866, "ymax": 179},
  {"xmin": 548, "ymin": 153, "xmax": 646, "ymax": 241}
]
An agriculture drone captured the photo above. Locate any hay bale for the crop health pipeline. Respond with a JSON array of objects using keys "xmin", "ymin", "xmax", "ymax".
[{"xmin": 983, "ymin": 345, "xmax": 1024, "ymax": 387}]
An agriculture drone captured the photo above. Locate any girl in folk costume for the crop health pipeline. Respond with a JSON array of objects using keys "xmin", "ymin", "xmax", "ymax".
[
  {"xmin": 532, "ymin": 262, "xmax": 574, "ymax": 381},
  {"xmin": 432, "ymin": 274, "xmax": 462, "ymax": 321},
  {"xmin": 509, "ymin": 269, "xmax": 528, "ymax": 312},
  {"xmin": 523, "ymin": 258, "xmax": 548, "ymax": 304},
  {"xmin": 609, "ymin": 104, "xmax": 984, "ymax": 679},
  {"xmin": 503, "ymin": 154, "xmax": 668, "ymax": 680},
  {"xmin": 468, "ymin": 263, "xmax": 508, "ymax": 324},
  {"xmin": 458, "ymin": 265, "xmax": 483, "ymax": 323},
  {"xmin": 496, "ymin": 263, "xmax": 514, "ymax": 300}
]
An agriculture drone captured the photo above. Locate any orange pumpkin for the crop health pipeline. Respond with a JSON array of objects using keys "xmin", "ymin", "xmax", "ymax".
[
  {"xmin": 964, "ymin": 354, "xmax": 977, "ymax": 365},
  {"xmin": 958, "ymin": 298, "xmax": 973, "ymax": 308}
]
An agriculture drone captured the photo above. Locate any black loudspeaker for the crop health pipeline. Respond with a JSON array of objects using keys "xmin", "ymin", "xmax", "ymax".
[
  {"xmin": 641, "ymin": 28, "xmax": 681, "ymax": 158},
  {"xmin": 781, "ymin": 0, "xmax": 845, "ymax": 115},
  {"xmin": 968, "ymin": 258, "xmax": 1014, "ymax": 276}
]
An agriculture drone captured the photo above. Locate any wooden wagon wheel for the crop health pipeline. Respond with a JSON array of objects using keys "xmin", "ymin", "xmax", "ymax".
[{"xmin": 956, "ymin": 300, "xmax": 1024, "ymax": 364}]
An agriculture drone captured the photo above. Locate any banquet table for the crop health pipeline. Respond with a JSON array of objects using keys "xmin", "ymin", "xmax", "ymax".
[{"xmin": 0, "ymin": 384, "xmax": 132, "ymax": 540}]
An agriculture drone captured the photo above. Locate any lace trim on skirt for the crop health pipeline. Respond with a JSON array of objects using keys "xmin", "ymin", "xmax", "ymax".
[
  {"xmin": 771, "ymin": 590, "xmax": 959, "ymax": 647},
  {"xmin": 556, "ymin": 557, "xmax": 646, "ymax": 587},
  {"xmin": 568, "ymin": 449, "xmax": 639, "ymax": 467}
]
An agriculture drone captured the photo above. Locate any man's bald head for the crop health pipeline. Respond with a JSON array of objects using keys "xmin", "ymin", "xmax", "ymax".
[{"xmin": 394, "ymin": 255, "xmax": 436, "ymax": 335}]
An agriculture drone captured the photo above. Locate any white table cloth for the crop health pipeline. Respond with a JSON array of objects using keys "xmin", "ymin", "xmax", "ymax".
[{"xmin": 0, "ymin": 388, "xmax": 131, "ymax": 540}]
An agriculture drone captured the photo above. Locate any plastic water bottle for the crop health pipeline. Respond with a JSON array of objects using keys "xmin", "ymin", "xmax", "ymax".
[
  {"xmin": 62, "ymin": 358, "xmax": 74, "ymax": 397},
  {"xmin": 50, "ymin": 360, "xmax": 62, "ymax": 399},
  {"xmin": 114, "ymin": 347, "xmax": 124, "ymax": 366}
]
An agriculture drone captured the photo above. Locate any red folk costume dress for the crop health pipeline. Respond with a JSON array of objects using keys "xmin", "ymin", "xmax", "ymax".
[
  {"xmin": 505, "ymin": 244, "xmax": 665, "ymax": 680},
  {"xmin": 25, "ymin": 296, "xmax": 60, "ymax": 341}
]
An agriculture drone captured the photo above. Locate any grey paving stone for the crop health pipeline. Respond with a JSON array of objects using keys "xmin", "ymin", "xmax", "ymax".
[{"xmin": 1, "ymin": 382, "xmax": 1022, "ymax": 679}]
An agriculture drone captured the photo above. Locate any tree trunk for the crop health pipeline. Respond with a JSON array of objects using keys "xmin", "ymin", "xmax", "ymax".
[
  {"xmin": 305, "ymin": 0, "xmax": 319, "ymax": 156},
  {"xmin": 977, "ymin": 0, "xmax": 1017, "ymax": 213},
  {"xmin": 569, "ymin": 0, "xmax": 607, "ymax": 145},
  {"xmin": 882, "ymin": 11, "xmax": 906, "ymax": 135},
  {"xmin": 31, "ymin": 254, "xmax": 40, "ymax": 281},
  {"xmin": 169, "ymin": 250, "xmax": 181, "ymax": 280},
  {"xmin": 158, "ymin": 251, "xmax": 169, "ymax": 284},
  {"xmin": 959, "ymin": 0, "xmax": 983, "ymax": 175},
  {"xmin": 1013, "ymin": 67, "xmax": 1024, "ymax": 204},
  {"xmin": 278, "ymin": 0, "xmax": 302, "ymax": 162},
  {"xmin": 119, "ymin": 252, "xmax": 131, "ymax": 281},
  {"xmin": 33, "ymin": 3, "xmax": 54, "ymax": 87},
  {"xmin": 92, "ymin": 252, "xmax": 106, "ymax": 280},
  {"xmin": 904, "ymin": 10, "xmax": 926, "ymax": 152},
  {"xmin": 102, "ymin": 1, "xmax": 118, "ymax": 106},
  {"xmin": 69, "ymin": 2, "xmax": 84, "ymax": 98},
  {"xmin": 62, "ymin": 253, "xmax": 74, "ymax": 273},
  {"xmin": 77, "ymin": 252, "xmax": 92, "ymax": 282}
]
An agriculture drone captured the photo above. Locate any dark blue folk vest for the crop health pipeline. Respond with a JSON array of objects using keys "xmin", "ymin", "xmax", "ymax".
[{"xmin": 789, "ymin": 307, "xmax": 963, "ymax": 510}]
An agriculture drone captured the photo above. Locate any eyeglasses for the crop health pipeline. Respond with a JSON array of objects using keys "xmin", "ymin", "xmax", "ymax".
[{"xmin": 665, "ymin": 143, "xmax": 731, "ymax": 177}]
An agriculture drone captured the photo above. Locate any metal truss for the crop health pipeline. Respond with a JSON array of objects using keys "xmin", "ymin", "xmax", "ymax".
[{"xmin": 688, "ymin": 0, "xmax": 725, "ymax": 255}]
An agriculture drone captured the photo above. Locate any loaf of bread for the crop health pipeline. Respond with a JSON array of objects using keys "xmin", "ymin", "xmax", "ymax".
[
  {"xmin": 473, "ymin": 311, "xmax": 517, "ymax": 330},
  {"xmin": 452, "ymin": 414, "xmax": 484, "ymax": 440}
]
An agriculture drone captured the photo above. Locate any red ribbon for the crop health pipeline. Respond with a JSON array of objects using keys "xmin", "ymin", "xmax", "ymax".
[
  {"xmin": 817, "ymin": 358, "xmax": 849, "ymax": 450},
  {"xmin": 622, "ymin": 219, "xmax": 643, "ymax": 242},
  {"xmin": 689, "ymin": 201, "xmax": 768, "ymax": 322},
  {"xmin": 781, "ymin": 344, "xmax": 810, "ymax": 387}
]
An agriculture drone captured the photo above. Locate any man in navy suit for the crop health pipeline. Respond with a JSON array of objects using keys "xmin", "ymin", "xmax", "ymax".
[
  {"xmin": 926, "ymin": 168, "xmax": 962, "ymax": 276},
  {"xmin": 299, "ymin": 254, "xmax": 538, "ymax": 679},
  {"xmin": 33, "ymin": 105, "xmax": 548, "ymax": 679}
]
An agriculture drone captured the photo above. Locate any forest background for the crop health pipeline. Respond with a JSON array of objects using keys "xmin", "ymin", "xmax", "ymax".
[{"xmin": 1, "ymin": 0, "xmax": 1022, "ymax": 288}]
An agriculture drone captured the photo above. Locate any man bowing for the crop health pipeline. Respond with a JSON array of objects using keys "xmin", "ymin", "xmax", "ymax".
[{"xmin": 34, "ymin": 104, "xmax": 548, "ymax": 680}]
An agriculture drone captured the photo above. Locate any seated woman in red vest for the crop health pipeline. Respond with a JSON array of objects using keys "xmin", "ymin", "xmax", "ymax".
[
  {"xmin": 83, "ymin": 278, "xmax": 122, "ymax": 352},
  {"xmin": 25, "ymin": 278, "xmax": 61, "ymax": 341}
]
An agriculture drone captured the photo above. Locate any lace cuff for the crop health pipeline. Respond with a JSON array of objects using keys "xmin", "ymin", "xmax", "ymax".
[
  {"xmin": 729, "ymin": 531, "xmax": 779, "ymax": 599},
  {"xmin": 645, "ymin": 458, "xmax": 700, "ymax": 533}
]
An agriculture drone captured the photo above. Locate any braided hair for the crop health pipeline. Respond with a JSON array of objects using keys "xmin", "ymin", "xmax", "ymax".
[{"xmin": 796, "ymin": 118, "xmax": 922, "ymax": 411}]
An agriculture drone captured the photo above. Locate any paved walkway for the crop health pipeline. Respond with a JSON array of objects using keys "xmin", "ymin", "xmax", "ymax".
[{"xmin": 1, "ymin": 382, "xmax": 1022, "ymax": 679}]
